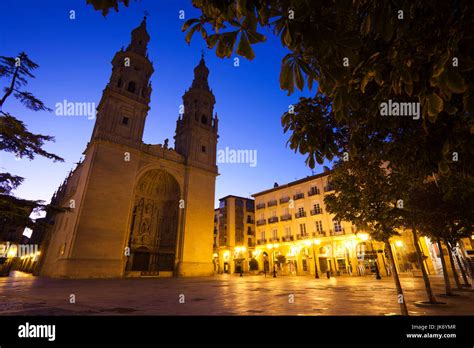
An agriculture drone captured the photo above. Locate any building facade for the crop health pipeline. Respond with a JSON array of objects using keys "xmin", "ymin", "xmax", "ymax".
[
  {"xmin": 38, "ymin": 18, "xmax": 218, "ymax": 278},
  {"xmin": 250, "ymin": 170, "xmax": 442, "ymax": 278},
  {"xmin": 213, "ymin": 195, "xmax": 255, "ymax": 274}
]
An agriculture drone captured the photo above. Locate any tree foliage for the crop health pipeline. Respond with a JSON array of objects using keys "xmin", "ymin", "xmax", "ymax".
[
  {"xmin": 182, "ymin": 0, "xmax": 473, "ymax": 177},
  {"xmin": 0, "ymin": 52, "xmax": 63, "ymax": 235},
  {"xmin": 86, "ymin": 0, "xmax": 131, "ymax": 16}
]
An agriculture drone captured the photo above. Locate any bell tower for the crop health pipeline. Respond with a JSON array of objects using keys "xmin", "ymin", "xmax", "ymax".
[
  {"xmin": 91, "ymin": 17, "xmax": 154, "ymax": 144},
  {"xmin": 174, "ymin": 55, "xmax": 218, "ymax": 169}
]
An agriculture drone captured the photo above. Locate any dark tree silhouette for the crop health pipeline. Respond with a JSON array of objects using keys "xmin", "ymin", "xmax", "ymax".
[{"xmin": 0, "ymin": 52, "xmax": 63, "ymax": 232}]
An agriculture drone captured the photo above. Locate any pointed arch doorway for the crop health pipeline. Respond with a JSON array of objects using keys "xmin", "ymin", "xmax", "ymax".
[{"xmin": 126, "ymin": 169, "xmax": 181, "ymax": 274}]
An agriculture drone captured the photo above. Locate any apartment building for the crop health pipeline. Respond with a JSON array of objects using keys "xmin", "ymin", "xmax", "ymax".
[
  {"xmin": 251, "ymin": 170, "xmax": 438, "ymax": 277},
  {"xmin": 213, "ymin": 195, "xmax": 255, "ymax": 274}
]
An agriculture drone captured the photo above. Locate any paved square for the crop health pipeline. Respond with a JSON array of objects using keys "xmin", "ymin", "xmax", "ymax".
[{"xmin": 1, "ymin": 272, "xmax": 473, "ymax": 315}]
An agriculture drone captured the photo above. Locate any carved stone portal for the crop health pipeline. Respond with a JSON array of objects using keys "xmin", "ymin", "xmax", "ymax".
[{"xmin": 127, "ymin": 169, "xmax": 180, "ymax": 272}]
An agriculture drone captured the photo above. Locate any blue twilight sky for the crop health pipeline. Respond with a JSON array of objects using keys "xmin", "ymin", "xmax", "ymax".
[{"xmin": 0, "ymin": 0, "xmax": 331, "ymax": 210}]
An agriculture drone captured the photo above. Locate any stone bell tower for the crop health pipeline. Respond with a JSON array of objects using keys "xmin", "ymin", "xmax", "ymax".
[
  {"xmin": 174, "ymin": 55, "xmax": 218, "ymax": 170},
  {"xmin": 91, "ymin": 16, "xmax": 154, "ymax": 144}
]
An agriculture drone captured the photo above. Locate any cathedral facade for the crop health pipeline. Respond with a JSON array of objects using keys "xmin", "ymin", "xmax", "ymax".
[{"xmin": 39, "ymin": 18, "xmax": 218, "ymax": 278}]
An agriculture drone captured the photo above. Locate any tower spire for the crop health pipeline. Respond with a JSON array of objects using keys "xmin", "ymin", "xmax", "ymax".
[
  {"xmin": 192, "ymin": 54, "xmax": 210, "ymax": 90},
  {"xmin": 126, "ymin": 16, "xmax": 150, "ymax": 56}
]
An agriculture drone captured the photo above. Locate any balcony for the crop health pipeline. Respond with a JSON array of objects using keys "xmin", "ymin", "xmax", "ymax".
[
  {"xmin": 248, "ymin": 241, "xmax": 255, "ymax": 247},
  {"xmin": 256, "ymin": 219, "xmax": 266, "ymax": 226},
  {"xmin": 312, "ymin": 231, "xmax": 326, "ymax": 237},
  {"xmin": 246, "ymin": 218, "xmax": 255, "ymax": 224},
  {"xmin": 268, "ymin": 200, "xmax": 277, "ymax": 207},
  {"xmin": 282, "ymin": 235, "xmax": 294, "ymax": 242},
  {"xmin": 279, "ymin": 196, "xmax": 290, "ymax": 204},
  {"xmin": 269, "ymin": 237, "xmax": 280, "ymax": 242},
  {"xmin": 296, "ymin": 234, "xmax": 310, "ymax": 240},
  {"xmin": 247, "ymin": 230, "xmax": 255, "ymax": 236},
  {"xmin": 295, "ymin": 211, "xmax": 307, "ymax": 219},
  {"xmin": 293, "ymin": 193, "xmax": 304, "ymax": 200},
  {"xmin": 280, "ymin": 214, "xmax": 292, "ymax": 221},
  {"xmin": 310, "ymin": 208, "xmax": 323, "ymax": 215},
  {"xmin": 268, "ymin": 216, "xmax": 279, "ymax": 224},
  {"xmin": 257, "ymin": 239, "xmax": 267, "ymax": 245},
  {"xmin": 330, "ymin": 228, "xmax": 345, "ymax": 236},
  {"xmin": 256, "ymin": 203, "xmax": 266, "ymax": 210},
  {"xmin": 308, "ymin": 188, "xmax": 320, "ymax": 196}
]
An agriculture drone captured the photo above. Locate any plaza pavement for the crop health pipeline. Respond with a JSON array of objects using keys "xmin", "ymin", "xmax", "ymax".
[{"xmin": 0, "ymin": 271, "xmax": 473, "ymax": 316}]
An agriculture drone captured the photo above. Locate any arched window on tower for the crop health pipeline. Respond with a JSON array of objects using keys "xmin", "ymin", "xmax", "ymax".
[
  {"xmin": 117, "ymin": 78, "xmax": 123, "ymax": 88},
  {"xmin": 127, "ymin": 81, "xmax": 136, "ymax": 93},
  {"xmin": 201, "ymin": 115, "xmax": 208, "ymax": 125}
]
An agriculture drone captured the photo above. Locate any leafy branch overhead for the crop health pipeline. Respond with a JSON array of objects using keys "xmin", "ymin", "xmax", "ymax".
[
  {"xmin": 185, "ymin": 0, "xmax": 473, "ymax": 175},
  {"xmin": 182, "ymin": 3, "xmax": 267, "ymax": 60}
]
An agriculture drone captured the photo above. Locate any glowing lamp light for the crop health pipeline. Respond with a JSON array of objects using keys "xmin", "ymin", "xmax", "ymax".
[
  {"xmin": 212, "ymin": 253, "xmax": 218, "ymax": 258},
  {"xmin": 314, "ymin": 239, "xmax": 321, "ymax": 245},
  {"xmin": 304, "ymin": 240, "xmax": 312, "ymax": 247},
  {"xmin": 223, "ymin": 251, "xmax": 230, "ymax": 261},
  {"xmin": 241, "ymin": 246, "xmax": 247, "ymax": 252},
  {"xmin": 273, "ymin": 244, "xmax": 279, "ymax": 248},
  {"xmin": 359, "ymin": 233, "xmax": 369, "ymax": 241},
  {"xmin": 267, "ymin": 244, "xmax": 273, "ymax": 249},
  {"xmin": 7, "ymin": 245, "xmax": 17, "ymax": 258},
  {"xmin": 395, "ymin": 240, "xmax": 403, "ymax": 247}
]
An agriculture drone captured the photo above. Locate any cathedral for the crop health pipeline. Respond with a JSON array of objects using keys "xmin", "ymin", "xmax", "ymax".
[{"xmin": 38, "ymin": 18, "xmax": 219, "ymax": 278}]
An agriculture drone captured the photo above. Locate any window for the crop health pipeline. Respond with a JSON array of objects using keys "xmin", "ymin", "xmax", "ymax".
[
  {"xmin": 127, "ymin": 81, "xmax": 136, "ymax": 93},
  {"xmin": 271, "ymin": 210, "xmax": 277, "ymax": 217},
  {"xmin": 285, "ymin": 226, "xmax": 291, "ymax": 237},
  {"xmin": 259, "ymin": 213, "xmax": 264, "ymax": 220},
  {"xmin": 121, "ymin": 117, "xmax": 129, "ymax": 125},
  {"xmin": 298, "ymin": 207, "xmax": 305, "ymax": 215},
  {"xmin": 260, "ymin": 231, "xmax": 266, "ymax": 240},
  {"xmin": 313, "ymin": 203, "xmax": 322, "ymax": 214},
  {"xmin": 315, "ymin": 221, "xmax": 323, "ymax": 232},
  {"xmin": 201, "ymin": 145, "xmax": 207, "ymax": 153},
  {"xmin": 201, "ymin": 115, "xmax": 208, "ymax": 125},
  {"xmin": 272, "ymin": 229, "xmax": 278, "ymax": 239},
  {"xmin": 334, "ymin": 220, "xmax": 343, "ymax": 232},
  {"xmin": 299, "ymin": 223, "xmax": 306, "ymax": 235},
  {"xmin": 117, "ymin": 78, "xmax": 122, "ymax": 88}
]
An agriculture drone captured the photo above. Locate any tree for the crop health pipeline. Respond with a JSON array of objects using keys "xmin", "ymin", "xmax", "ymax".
[
  {"xmin": 324, "ymin": 160, "xmax": 409, "ymax": 315},
  {"xmin": 86, "ymin": 0, "xmax": 131, "ymax": 16},
  {"xmin": 182, "ymin": 0, "xmax": 472, "ymax": 178},
  {"xmin": 0, "ymin": 52, "xmax": 63, "ymax": 234},
  {"xmin": 406, "ymin": 172, "xmax": 473, "ymax": 295}
]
